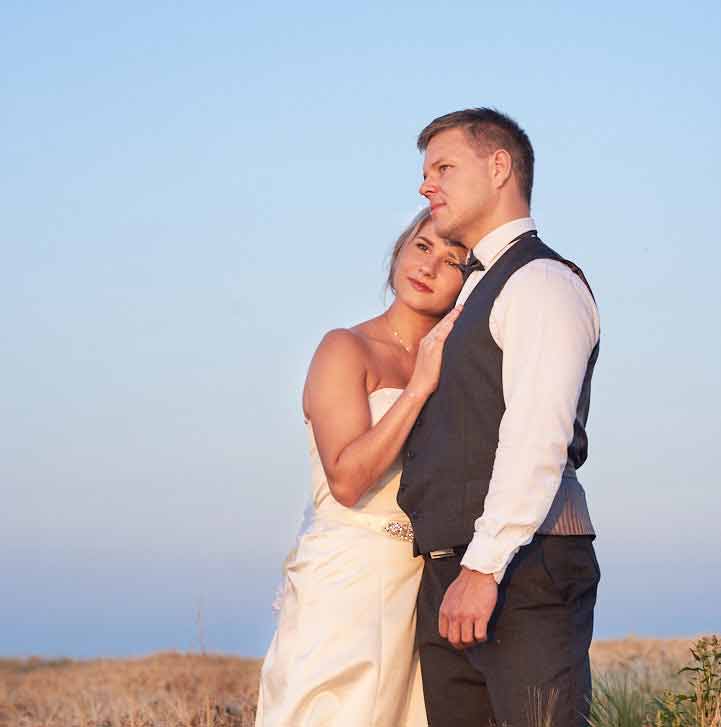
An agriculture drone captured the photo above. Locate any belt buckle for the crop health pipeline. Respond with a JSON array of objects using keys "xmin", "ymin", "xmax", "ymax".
[{"xmin": 429, "ymin": 548, "xmax": 456, "ymax": 559}]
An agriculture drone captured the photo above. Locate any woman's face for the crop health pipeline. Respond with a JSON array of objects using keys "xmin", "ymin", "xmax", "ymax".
[{"xmin": 392, "ymin": 219, "xmax": 466, "ymax": 315}]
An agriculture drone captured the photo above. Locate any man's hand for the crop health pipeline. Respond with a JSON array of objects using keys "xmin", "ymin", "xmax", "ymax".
[{"xmin": 438, "ymin": 567, "xmax": 498, "ymax": 649}]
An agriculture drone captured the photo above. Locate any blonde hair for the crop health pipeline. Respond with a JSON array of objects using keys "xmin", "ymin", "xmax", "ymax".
[{"xmin": 387, "ymin": 207, "xmax": 431, "ymax": 293}]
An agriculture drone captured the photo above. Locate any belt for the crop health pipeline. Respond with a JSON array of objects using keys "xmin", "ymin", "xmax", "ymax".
[
  {"xmin": 426, "ymin": 546, "xmax": 465, "ymax": 560},
  {"xmin": 316, "ymin": 511, "xmax": 415, "ymax": 543}
]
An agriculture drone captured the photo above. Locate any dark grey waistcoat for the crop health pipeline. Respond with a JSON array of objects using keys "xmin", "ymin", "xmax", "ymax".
[{"xmin": 398, "ymin": 233, "xmax": 599, "ymax": 555}]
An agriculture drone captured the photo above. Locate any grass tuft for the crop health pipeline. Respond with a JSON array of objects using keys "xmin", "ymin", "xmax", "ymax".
[
  {"xmin": 647, "ymin": 635, "xmax": 721, "ymax": 727},
  {"xmin": 589, "ymin": 635, "xmax": 721, "ymax": 727}
]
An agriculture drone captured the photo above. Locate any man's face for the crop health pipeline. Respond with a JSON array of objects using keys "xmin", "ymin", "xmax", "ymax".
[{"xmin": 419, "ymin": 127, "xmax": 494, "ymax": 246}]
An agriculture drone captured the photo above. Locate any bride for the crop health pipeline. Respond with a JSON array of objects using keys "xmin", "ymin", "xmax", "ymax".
[{"xmin": 255, "ymin": 208, "xmax": 466, "ymax": 726}]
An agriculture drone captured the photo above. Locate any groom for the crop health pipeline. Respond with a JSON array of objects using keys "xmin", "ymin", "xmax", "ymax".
[{"xmin": 398, "ymin": 108, "xmax": 601, "ymax": 727}]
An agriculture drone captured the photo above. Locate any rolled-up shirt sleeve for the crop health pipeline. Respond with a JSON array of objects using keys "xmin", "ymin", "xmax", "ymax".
[{"xmin": 460, "ymin": 259, "xmax": 600, "ymax": 582}]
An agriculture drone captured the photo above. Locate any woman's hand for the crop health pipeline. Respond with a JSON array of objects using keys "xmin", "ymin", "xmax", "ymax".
[{"xmin": 407, "ymin": 305, "xmax": 463, "ymax": 398}]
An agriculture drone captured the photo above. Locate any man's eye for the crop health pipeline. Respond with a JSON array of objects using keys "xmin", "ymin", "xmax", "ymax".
[
  {"xmin": 439, "ymin": 165, "xmax": 450, "ymax": 173},
  {"xmin": 447, "ymin": 260, "xmax": 461, "ymax": 269}
]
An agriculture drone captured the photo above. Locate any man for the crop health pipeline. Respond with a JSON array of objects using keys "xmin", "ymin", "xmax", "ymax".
[{"xmin": 398, "ymin": 108, "xmax": 601, "ymax": 727}]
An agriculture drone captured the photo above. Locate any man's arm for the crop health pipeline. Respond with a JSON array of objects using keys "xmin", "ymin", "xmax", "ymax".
[{"xmin": 439, "ymin": 259, "xmax": 600, "ymax": 648}]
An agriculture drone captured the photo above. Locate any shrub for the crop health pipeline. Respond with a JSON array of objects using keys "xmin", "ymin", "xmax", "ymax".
[{"xmin": 647, "ymin": 635, "xmax": 721, "ymax": 727}]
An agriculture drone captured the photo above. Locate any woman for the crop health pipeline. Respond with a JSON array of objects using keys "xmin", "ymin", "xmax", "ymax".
[{"xmin": 256, "ymin": 208, "xmax": 466, "ymax": 726}]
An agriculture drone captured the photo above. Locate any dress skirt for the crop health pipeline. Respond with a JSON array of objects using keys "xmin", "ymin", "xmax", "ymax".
[{"xmin": 255, "ymin": 515, "xmax": 427, "ymax": 726}]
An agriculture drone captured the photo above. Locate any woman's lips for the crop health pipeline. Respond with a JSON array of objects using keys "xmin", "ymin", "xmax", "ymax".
[{"xmin": 408, "ymin": 277, "xmax": 433, "ymax": 293}]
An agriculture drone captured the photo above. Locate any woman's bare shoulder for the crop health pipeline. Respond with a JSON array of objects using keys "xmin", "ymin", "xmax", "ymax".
[
  {"xmin": 306, "ymin": 327, "xmax": 373, "ymax": 387},
  {"xmin": 303, "ymin": 328, "xmax": 371, "ymax": 417},
  {"xmin": 318, "ymin": 313, "xmax": 388, "ymax": 352},
  {"xmin": 315, "ymin": 326, "xmax": 371, "ymax": 358}
]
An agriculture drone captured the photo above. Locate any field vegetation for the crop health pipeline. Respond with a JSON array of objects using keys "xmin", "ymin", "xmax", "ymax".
[{"xmin": 0, "ymin": 636, "xmax": 718, "ymax": 726}]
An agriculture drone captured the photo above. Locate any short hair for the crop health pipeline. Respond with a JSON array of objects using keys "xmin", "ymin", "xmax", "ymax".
[
  {"xmin": 387, "ymin": 207, "xmax": 431, "ymax": 293},
  {"xmin": 417, "ymin": 108, "xmax": 534, "ymax": 204}
]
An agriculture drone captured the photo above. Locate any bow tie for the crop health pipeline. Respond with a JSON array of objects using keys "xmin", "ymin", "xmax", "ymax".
[{"xmin": 460, "ymin": 251, "xmax": 485, "ymax": 281}]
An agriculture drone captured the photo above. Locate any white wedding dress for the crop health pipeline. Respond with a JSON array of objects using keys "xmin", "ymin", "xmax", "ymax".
[{"xmin": 256, "ymin": 388, "xmax": 427, "ymax": 727}]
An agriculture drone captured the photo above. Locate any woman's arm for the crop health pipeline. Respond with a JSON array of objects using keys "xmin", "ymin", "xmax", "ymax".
[{"xmin": 304, "ymin": 308, "xmax": 461, "ymax": 507}]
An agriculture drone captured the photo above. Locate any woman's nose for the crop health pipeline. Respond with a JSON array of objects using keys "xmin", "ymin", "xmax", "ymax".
[{"xmin": 418, "ymin": 257, "xmax": 439, "ymax": 278}]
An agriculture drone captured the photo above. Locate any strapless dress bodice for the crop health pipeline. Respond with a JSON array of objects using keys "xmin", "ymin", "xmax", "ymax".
[{"xmin": 306, "ymin": 387, "xmax": 409, "ymax": 522}]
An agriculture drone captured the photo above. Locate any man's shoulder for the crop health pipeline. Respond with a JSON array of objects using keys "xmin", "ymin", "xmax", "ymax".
[
  {"xmin": 506, "ymin": 257, "xmax": 595, "ymax": 301},
  {"xmin": 499, "ymin": 257, "xmax": 600, "ymax": 335}
]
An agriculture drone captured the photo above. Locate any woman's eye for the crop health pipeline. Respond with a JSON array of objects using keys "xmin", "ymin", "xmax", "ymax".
[{"xmin": 416, "ymin": 242, "xmax": 429, "ymax": 251}]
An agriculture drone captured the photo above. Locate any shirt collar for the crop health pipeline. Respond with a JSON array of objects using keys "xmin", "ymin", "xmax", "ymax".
[{"xmin": 472, "ymin": 217, "xmax": 537, "ymax": 269}]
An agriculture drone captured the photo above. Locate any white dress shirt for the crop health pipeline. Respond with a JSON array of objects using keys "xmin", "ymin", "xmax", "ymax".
[{"xmin": 457, "ymin": 217, "xmax": 601, "ymax": 583}]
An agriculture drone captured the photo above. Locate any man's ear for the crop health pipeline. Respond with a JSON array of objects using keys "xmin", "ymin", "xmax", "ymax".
[{"xmin": 490, "ymin": 149, "xmax": 513, "ymax": 190}]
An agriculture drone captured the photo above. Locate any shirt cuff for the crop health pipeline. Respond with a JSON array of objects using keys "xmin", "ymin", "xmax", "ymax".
[{"xmin": 460, "ymin": 527, "xmax": 533, "ymax": 584}]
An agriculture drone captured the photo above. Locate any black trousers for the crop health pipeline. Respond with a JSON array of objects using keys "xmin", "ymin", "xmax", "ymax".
[{"xmin": 416, "ymin": 535, "xmax": 600, "ymax": 727}]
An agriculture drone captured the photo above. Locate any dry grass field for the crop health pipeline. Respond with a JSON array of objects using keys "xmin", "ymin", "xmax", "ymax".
[
  {"xmin": 0, "ymin": 653, "xmax": 261, "ymax": 727},
  {"xmin": 0, "ymin": 638, "xmax": 716, "ymax": 726},
  {"xmin": 590, "ymin": 637, "xmax": 696, "ymax": 681}
]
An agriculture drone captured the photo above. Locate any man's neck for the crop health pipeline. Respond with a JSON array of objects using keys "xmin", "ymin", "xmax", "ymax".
[
  {"xmin": 464, "ymin": 202, "xmax": 530, "ymax": 247},
  {"xmin": 471, "ymin": 217, "xmax": 536, "ymax": 270}
]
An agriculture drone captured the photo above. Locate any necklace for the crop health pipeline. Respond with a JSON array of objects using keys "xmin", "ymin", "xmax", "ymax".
[{"xmin": 384, "ymin": 313, "xmax": 413, "ymax": 353}]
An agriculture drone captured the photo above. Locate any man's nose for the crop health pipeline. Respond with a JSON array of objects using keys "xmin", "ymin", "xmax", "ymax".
[{"xmin": 419, "ymin": 176, "xmax": 435, "ymax": 197}]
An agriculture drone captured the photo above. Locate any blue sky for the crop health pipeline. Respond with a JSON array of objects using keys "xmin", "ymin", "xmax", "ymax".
[{"xmin": 1, "ymin": 1, "xmax": 720, "ymax": 658}]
